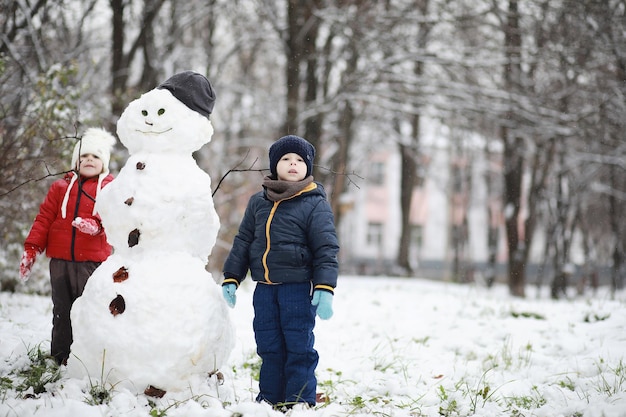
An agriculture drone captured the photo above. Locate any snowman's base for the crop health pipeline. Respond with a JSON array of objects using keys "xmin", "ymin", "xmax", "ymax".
[
  {"xmin": 68, "ymin": 252, "xmax": 235, "ymax": 394},
  {"xmin": 144, "ymin": 385, "xmax": 167, "ymax": 398}
]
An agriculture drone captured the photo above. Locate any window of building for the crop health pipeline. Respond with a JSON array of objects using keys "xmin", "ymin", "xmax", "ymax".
[
  {"xmin": 369, "ymin": 161, "xmax": 385, "ymax": 185},
  {"xmin": 367, "ymin": 222, "xmax": 383, "ymax": 247},
  {"xmin": 410, "ymin": 224, "xmax": 423, "ymax": 251}
]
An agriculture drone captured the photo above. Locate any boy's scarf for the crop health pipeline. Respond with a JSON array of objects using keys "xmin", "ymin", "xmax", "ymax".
[{"xmin": 263, "ymin": 176, "xmax": 314, "ymax": 202}]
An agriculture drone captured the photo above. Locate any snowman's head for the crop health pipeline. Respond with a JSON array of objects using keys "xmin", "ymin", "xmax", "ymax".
[{"xmin": 116, "ymin": 73, "xmax": 215, "ymax": 155}]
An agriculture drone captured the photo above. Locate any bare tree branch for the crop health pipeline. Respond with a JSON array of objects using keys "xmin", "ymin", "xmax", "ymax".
[
  {"xmin": 212, "ymin": 151, "xmax": 263, "ymax": 197},
  {"xmin": 0, "ymin": 163, "xmax": 72, "ymax": 198},
  {"xmin": 0, "ymin": 130, "xmax": 80, "ymax": 198},
  {"xmin": 212, "ymin": 150, "xmax": 363, "ymax": 197},
  {"xmin": 314, "ymin": 164, "xmax": 363, "ymax": 191}
]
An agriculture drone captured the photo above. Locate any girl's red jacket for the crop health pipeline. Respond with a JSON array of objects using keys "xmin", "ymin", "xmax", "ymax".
[{"xmin": 25, "ymin": 173, "xmax": 113, "ymax": 262}]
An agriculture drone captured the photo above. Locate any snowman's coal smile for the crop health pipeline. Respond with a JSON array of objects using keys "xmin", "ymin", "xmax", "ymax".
[{"xmin": 135, "ymin": 128, "xmax": 173, "ymax": 134}]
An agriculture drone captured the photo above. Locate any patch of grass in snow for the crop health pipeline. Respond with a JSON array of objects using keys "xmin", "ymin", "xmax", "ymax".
[
  {"xmin": 13, "ymin": 343, "xmax": 61, "ymax": 397},
  {"xmin": 73, "ymin": 350, "xmax": 117, "ymax": 405},
  {"xmin": 437, "ymin": 384, "xmax": 460, "ymax": 416},
  {"xmin": 347, "ymin": 394, "xmax": 400, "ymax": 415},
  {"xmin": 435, "ymin": 374, "xmax": 553, "ymax": 417},
  {"xmin": 238, "ymin": 351, "xmax": 261, "ymax": 382},
  {"xmin": 85, "ymin": 382, "xmax": 112, "ymax": 406},
  {"xmin": 594, "ymin": 358, "xmax": 626, "ymax": 396},
  {"xmin": 462, "ymin": 368, "xmax": 503, "ymax": 414},
  {"xmin": 437, "ymin": 368, "xmax": 512, "ymax": 415},
  {"xmin": 504, "ymin": 385, "xmax": 547, "ymax": 416},
  {"xmin": 147, "ymin": 398, "xmax": 181, "ymax": 417},
  {"xmin": 510, "ymin": 310, "xmax": 546, "ymax": 320},
  {"xmin": 556, "ymin": 376, "xmax": 576, "ymax": 391},
  {"xmin": 318, "ymin": 368, "xmax": 418, "ymax": 414},
  {"xmin": 583, "ymin": 312, "xmax": 610, "ymax": 322},
  {"xmin": 454, "ymin": 371, "xmax": 547, "ymax": 417},
  {"xmin": 145, "ymin": 390, "xmax": 226, "ymax": 417},
  {"xmin": 0, "ymin": 376, "xmax": 13, "ymax": 401},
  {"xmin": 412, "ymin": 336, "xmax": 430, "ymax": 345},
  {"xmin": 369, "ymin": 337, "xmax": 413, "ymax": 382},
  {"xmin": 147, "ymin": 400, "xmax": 169, "ymax": 417},
  {"xmin": 483, "ymin": 337, "xmax": 533, "ymax": 371},
  {"xmin": 317, "ymin": 368, "xmax": 358, "ymax": 406}
]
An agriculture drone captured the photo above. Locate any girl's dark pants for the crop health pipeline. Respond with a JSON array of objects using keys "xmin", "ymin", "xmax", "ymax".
[
  {"xmin": 253, "ymin": 281, "xmax": 318, "ymax": 407},
  {"xmin": 49, "ymin": 258, "xmax": 99, "ymax": 365}
]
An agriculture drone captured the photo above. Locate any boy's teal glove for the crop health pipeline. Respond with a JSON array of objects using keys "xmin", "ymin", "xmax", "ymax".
[
  {"xmin": 312, "ymin": 290, "xmax": 333, "ymax": 320},
  {"xmin": 222, "ymin": 283, "xmax": 237, "ymax": 308}
]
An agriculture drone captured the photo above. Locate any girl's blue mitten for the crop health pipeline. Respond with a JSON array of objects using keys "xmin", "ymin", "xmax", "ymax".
[
  {"xmin": 222, "ymin": 283, "xmax": 237, "ymax": 308},
  {"xmin": 312, "ymin": 290, "xmax": 333, "ymax": 320}
]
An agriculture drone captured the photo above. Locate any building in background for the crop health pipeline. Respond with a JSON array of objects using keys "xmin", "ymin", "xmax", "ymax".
[{"xmin": 337, "ymin": 124, "xmax": 555, "ymax": 283}]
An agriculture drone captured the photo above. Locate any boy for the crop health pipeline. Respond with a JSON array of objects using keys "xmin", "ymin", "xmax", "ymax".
[
  {"xmin": 222, "ymin": 135, "xmax": 339, "ymax": 409},
  {"xmin": 20, "ymin": 128, "xmax": 116, "ymax": 365}
]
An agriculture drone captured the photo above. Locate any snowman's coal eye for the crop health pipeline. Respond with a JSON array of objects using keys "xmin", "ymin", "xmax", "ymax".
[
  {"xmin": 142, "ymin": 110, "xmax": 148, "ymax": 116},
  {"xmin": 158, "ymin": 108, "xmax": 165, "ymax": 116}
]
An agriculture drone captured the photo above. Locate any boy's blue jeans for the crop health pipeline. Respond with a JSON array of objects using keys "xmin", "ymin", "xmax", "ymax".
[{"xmin": 253, "ymin": 281, "xmax": 318, "ymax": 406}]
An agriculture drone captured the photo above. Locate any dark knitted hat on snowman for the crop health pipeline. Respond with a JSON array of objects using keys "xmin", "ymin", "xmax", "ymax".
[
  {"xmin": 157, "ymin": 71, "xmax": 216, "ymax": 119},
  {"xmin": 269, "ymin": 135, "xmax": 316, "ymax": 178}
]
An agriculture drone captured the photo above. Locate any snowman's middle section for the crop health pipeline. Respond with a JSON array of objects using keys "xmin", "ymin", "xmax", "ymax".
[{"xmin": 97, "ymin": 153, "xmax": 219, "ymax": 261}]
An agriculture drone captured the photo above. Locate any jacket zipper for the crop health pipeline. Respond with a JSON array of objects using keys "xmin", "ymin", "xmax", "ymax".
[
  {"xmin": 260, "ymin": 182, "xmax": 318, "ymax": 284},
  {"xmin": 70, "ymin": 178, "xmax": 82, "ymax": 262},
  {"xmin": 262, "ymin": 201, "xmax": 280, "ymax": 283}
]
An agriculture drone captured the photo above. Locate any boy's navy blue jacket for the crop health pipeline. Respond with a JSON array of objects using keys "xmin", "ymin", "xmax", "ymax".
[{"xmin": 223, "ymin": 182, "xmax": 339, "ymax": 294}]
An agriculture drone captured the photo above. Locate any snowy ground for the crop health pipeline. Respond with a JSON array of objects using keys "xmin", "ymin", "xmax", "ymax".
[{"xmin": 1, "ymin": 275, "xmax": 625, "ymax": 417}]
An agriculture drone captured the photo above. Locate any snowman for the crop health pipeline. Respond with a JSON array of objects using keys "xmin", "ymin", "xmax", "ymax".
[{"xmin": 67, "ymin": 71, "xmax": 234, "ymax": 396}]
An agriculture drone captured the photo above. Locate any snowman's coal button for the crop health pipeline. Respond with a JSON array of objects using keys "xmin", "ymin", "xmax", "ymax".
[
  {"xmin": 109, "ymin": 294, "xmax": 126, "ymax": 316},
  {"xmin": 124, "ymin": 197, "xmax": 134, "ymax": 206},
  {"xmin": 209, "ymin": 370, "xmax": 225, "ymax": 385},
  {"xmin": 128, "ymin": 228, "xmax": 141, "ymax": 247},
  {"xmin": 113, "ymin": 267, "xmax": 129, "ymax": 283},
  {"xmin": 136, "ymin": 161, "xmax": 146, "ymax": 170},
  {"xmin": 144, "ymin": 385, "xmax": 166, "ymax": 398}
]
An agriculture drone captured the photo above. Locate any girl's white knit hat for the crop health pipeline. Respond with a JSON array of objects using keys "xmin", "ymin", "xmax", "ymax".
[
  {"xmin": 70, "ymin": 128, "xmax": 116, "ymax": 174},
  {"xmin": 62, "ymin": 128, "xmax": 116, "ymax": 218}
]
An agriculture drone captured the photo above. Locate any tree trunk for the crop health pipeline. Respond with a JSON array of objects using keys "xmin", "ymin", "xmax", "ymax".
[
  {"xmin": 329, "ymin": 102, "xmax": 353, "ymax": 227},
  {"xmin": 502, "ymin": 0, "xmax": 526, "ymax": 297},
  {"xmin": 503, "ymin": 132, "xmax": 525, "ymax": 297},
  {"xmin": 303, "ymin": 1, "xmax": 322, "ymax": 150},
  {"xmin": 109, "ymin": 0, "xmax": 168, "ymax": 121},
  {"xmin": 397, "ymin": 0, "xmax": 430, "ymax": 274},
  {"xmin": 283, "ymin": 0, "xmax": 303, "ymax": 134},
  {"xmin": 484, "ymin": 145, "xmax": 499, "ymax": 287},
  {"xmin": 397, "ymin": 130, "xmax": 418, "ymax": 273},
  {"xmin": 110, "ymin": 0, "xmax": 127, "ymax": 120},
  {"xmin": 138, "ymin": 0, "xmax": 165, "ymax": 92},
  {"xmin": 608, "ymin": 165, "xmax": 625, "ymax": 296}
]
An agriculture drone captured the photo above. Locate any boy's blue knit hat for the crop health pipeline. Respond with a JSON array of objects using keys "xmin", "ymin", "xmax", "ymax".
[{"xmin": 269, "ymin": 135, "xmax": 316, "ymax": 178}]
